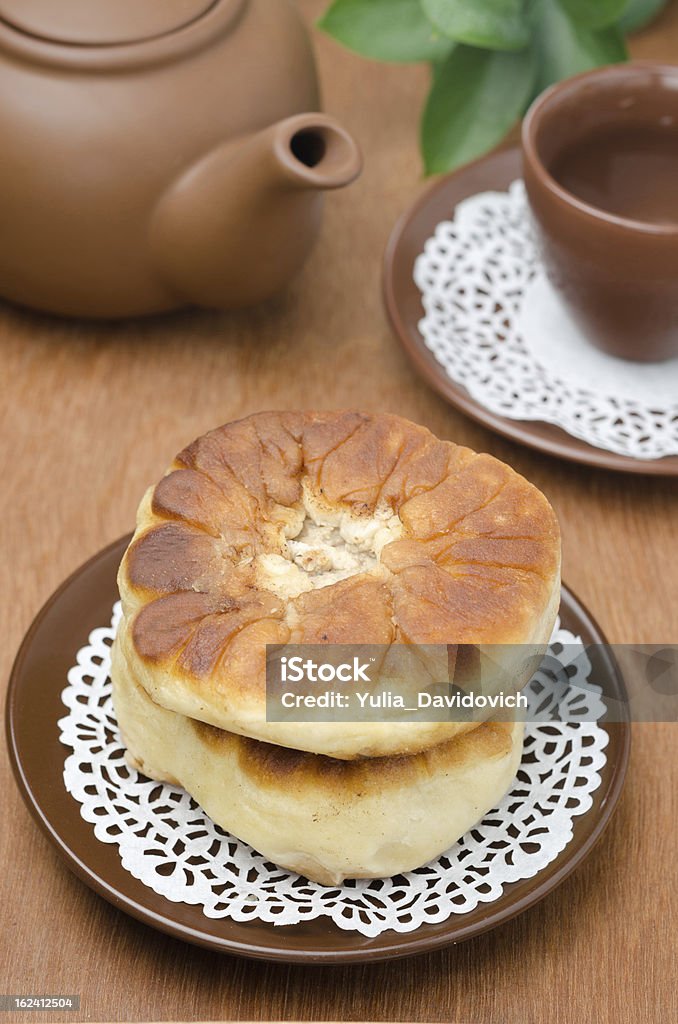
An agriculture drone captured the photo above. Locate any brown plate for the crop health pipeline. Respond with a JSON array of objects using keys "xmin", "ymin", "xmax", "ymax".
[
  {"xmin": 6, "ymin": 535, "xmax": 630, "ymax": 964},
  {"xmin": 383, "ymin": 146, "xmax": 678, "ymax": 477}
]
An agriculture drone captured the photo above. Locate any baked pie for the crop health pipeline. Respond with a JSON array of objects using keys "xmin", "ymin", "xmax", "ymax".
[
  {"xmin": 111, "ymin": 411, "xmax": 560, "ymax": 883},
  {"xmin": 115, "ymin": 411, "xmax": 560, "ymax": 759}
]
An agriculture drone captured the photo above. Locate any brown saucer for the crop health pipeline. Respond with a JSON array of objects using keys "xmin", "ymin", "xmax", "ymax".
[
  {"xmin": 6, "ymin": 535, "xmax": 630, "ymax": 964},
  {"xmin": 383, "ymin": 147, "xmax": 678, "ymax": 477}
]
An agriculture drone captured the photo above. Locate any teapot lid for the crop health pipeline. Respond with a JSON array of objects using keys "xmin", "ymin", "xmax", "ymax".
[{"xmin": 0, "ymin": 0, "xmax": 217, "ymax": 46}]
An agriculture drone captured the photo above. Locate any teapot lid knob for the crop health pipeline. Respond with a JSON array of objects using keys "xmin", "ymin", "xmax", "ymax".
[{"xmin": 0, "ymin": 0, "xmax": 220, "ymax": 46}]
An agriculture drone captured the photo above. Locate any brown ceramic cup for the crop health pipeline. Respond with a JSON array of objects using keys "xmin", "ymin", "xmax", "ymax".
[{"xmin": 522, "ymin": 63, "xmax": 678, "ymax": 362}]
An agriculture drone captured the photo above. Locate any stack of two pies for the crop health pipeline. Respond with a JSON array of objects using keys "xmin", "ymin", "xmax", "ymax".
[{"xmin": 112, "ymin": 412, "xmax": 561, "ymax": 885}]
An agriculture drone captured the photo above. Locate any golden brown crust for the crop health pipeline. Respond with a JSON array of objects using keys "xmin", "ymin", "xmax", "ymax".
[
  {"xmin": 290, "ymin": 575, "xmax": 395, "ymax": 644},
  {"xmin": 117, "ymin": 411, "xmax": 561, "ymax": 750},
  {"xmin": 193, "ymin": 712, "xmax": 515, "ymax": 796}
]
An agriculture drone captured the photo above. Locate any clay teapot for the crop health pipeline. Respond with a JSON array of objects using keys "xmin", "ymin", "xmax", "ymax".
[{"xmin": 0, "ymin": 0, "xmax": 362, "ymax": 318}]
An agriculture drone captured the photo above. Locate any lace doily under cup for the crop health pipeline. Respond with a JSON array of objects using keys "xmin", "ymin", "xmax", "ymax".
[
  {"xmin": 414, "ymin": 181, "xmax": 678, "ymax": 461},
  {"xmin": 59, "ymin": 603, "xmax": 609, "ymax": 938}
]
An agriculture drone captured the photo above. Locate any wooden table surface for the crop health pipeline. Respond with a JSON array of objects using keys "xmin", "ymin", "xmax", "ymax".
[{"xmin": 2, "ymin": 2, "xmax": 677, "ymax": 1022}]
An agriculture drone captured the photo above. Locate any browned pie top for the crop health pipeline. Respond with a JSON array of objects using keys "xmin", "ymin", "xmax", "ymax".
[{"xmin": 118, "ymin": 411, "xmax": 560, "ymax": 715}]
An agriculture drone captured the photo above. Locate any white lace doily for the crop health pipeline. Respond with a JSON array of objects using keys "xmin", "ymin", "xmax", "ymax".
[
  {"xmin": 59, "ymin": 602, "xmax": 608, "ymax": 938},
  {"xmin": 414, "ymin": 180, "xmax": 678, "ymax": 460}
]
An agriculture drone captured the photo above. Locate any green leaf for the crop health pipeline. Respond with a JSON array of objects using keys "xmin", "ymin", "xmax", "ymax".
[
  {"xmin": 422, "ymin": 45, "xmax": 536, "ymax": 173},
  {"xmin": 558, "ymin": 0, "xmax": 626, "ymax": 28},
  {"xmin": 422, "ymin": 0, "xmax": 532, "ymax": 50},
  {"xmin": 617, "ymin": 0, "xmax": 667, "ymax": 33},
  {"xmin": 531, "ymin": 0, "xmax": 627, "ymax": 95},
  {"xmin": 318, "ymin": 0, "xmax": 454, "ymax": 63}
]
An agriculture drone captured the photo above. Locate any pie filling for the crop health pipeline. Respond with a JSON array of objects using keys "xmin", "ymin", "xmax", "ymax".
[{"xmin": 255, "ymin": 486, "xmax": 403, "ymax": 599}]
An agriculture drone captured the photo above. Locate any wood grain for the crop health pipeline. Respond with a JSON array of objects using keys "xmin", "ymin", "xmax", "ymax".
[{"xmin": 1, "ymin": 2, "xmax": 677, "ymax": 1022}]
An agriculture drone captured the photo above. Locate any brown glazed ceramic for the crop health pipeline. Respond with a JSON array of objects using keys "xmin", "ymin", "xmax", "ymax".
[
  {"xmin": 383, "ymin": 146, "xmax": 678, "ymax": 476},
  {"xmin": 6, "ymin": 535, "xmax": 630, "ymax": 963},
  {"xmin": 0, "ymin": 0, "xmax": 362, "ymax": 318},
  {"xmin": 523, "ymin": 63, "xmax": 678, "ymax": 363}
]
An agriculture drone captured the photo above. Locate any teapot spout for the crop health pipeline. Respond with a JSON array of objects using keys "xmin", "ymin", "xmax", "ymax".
[
  {"xmin": 150, "ymin": 114, "xmax": 362, "ymax": 310},
  {"xmin": 272, "ymin": 113, "xmax": 363, "ymax": 191}
]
